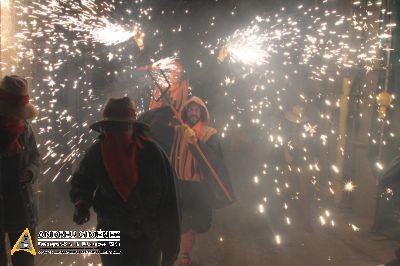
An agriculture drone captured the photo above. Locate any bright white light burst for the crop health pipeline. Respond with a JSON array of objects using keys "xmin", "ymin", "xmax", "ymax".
[
  {"xmin": 225, "ymin": 25, "xmax": 271, "ymax": 66},
  {"xmin": 92, "ymin": 23, "xmax": 137, "ymax": 46}
]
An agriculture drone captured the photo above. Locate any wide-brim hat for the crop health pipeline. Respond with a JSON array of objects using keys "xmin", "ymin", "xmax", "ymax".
[
  {"xmin": 285, "ymin": 105, "xmax": 309, "ymax": 124},
  {"xmin": 0, "ymin": 75, "xmax": 39, "ymax": 120},
  {"xmin": 90, "ymin": 97, "xmax": 150, "ymax": 132}
]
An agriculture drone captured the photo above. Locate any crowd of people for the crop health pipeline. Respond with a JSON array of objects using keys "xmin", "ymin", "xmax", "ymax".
[
  {"xmin": 0, "ymin": 60, "xmax": 236, "ymax": 266},
  {"xmin": 0, "ymin": 61, "xmax": 363, "ymax": 266}
]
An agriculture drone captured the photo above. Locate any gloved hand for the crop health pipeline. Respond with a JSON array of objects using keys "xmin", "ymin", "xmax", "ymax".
[
  {"xmin": 180, "ymin": 124, "xmax": 197, "ymax": 144},
  {"xmin": 73, "ymin": 200, "xmax": 90, "ymax": 225}
]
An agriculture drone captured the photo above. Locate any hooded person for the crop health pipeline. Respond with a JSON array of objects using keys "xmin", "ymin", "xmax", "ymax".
[
  {"xmin": 70, "ymin": 97, "xmax": 180, "ymax": 266},
  {"xmin": 170, "ymin": 96, "xmax": 234, "ymax": 266},
  {"xmin": 138, "ymin": 60, "xmax": 189, "ymax": 155},
  {"xmin": 0, "ymin": 75, "xmax": 41, "ymax": 266}
]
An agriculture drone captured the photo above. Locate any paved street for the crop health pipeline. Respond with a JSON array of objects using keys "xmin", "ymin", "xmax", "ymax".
[{"xmin": 33, "ymin": 190, "xmax": 397, "ymax": 266}]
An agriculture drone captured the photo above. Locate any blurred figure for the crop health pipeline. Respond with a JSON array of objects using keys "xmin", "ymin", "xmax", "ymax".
[
  {"xmin": 0, "ymin": 75, "xmax": 41, "ymax": 266},
  {"xmin": 284, "ymin": 105, "xmax": 315, "ymax": 232},
  {"xmin": 138, "ymin": 60, "xmax": 189, "ymax": 155},
  {"xmin": 70, "ymin": 97, "xmax": 180, "ymax": 266},
  {"xmin": 379, "ymin": 155, "xmax": 400, "ymax": 266},
  {"xmin": 170, "ymin": 96, "xmax": 234, "ymax": 266}
]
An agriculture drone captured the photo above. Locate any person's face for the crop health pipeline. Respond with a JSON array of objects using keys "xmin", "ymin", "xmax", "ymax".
[
  {"xmin": 102, "ymin": 123, "xmax": 133, "ymax": 139},
  {"xmin": 122, "ymin": 128, "xmax": 133, "ymax": 139},
  {"xmin": 186, "ymin": 103, "xmax": 201, "ymax": 126}
]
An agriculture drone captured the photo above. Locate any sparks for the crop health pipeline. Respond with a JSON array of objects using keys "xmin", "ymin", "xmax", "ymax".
[
  {"xmin": 224, "ymin": 25, "xmax": 271, "ymax": 66},
  {"xmin": 344, "ymin": 181, "xmax": 356, "ymax": 192},
  {"xmin": 91, "ymin": 23, "xmax": 138, "ymax": 46}
]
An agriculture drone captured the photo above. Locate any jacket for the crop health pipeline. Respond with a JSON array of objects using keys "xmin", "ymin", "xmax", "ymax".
[
  {"xmin": 171, "ymin": 97, "xmax": 235, "ymax": 209},
  {"xmin": 70, "ymin": 136, "xmax": 180, "ymax": 266},
  {"xmin": 138, "ymin": 106, "xmax": 177, "ymax": 155},
  {"xmin": 0, "ymin": 121, "xmax": 41, "ymax": 231}
]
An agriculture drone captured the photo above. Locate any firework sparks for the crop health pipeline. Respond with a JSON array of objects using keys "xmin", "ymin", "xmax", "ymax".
[
  {"xmin": 91, "ymin": 23, "xmax": 138, "ymax": 46},
  {"xmin": 344, "ymin": 181, "xmax": 356, "ymax": 192},
  {"xmin": 224, "ymin": 25, "xmax": 272, "ymax": 66},
  {"xmin": 275, "ymin": 234, "xmax": 281, "ymax": 245},
  {"xmin": 349, "ymin": 224, "xmax": 360, "ymax": 232},
  {"xmin": 150, "ymin": 56, "xmax": 180, "ymax": 72},
  {"xmin": 1, "ymin": 2, "xmax": 396, "ymax": 263}
]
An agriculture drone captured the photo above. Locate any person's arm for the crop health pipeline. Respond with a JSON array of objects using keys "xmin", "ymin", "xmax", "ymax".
[
  {"xmin": 189, "ymin": 134, "xmax": 235, "ymax": 208},
  {"xmin": 23, "ymin": 125, "xmax": 41, "ymax": 184},
  {"xmin": 70, "ymin": 145, "xmax": 99, "ymax": 225},
  {"xmin": 188, "ymin": 133, "xmax": 222, "ymax": 172},
  {"xmin": 70, "ymin": 145, "xmax": 98, "ymax": 208}
]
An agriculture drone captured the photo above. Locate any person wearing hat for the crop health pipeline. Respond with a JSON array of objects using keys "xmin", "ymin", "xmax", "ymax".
[
  {"xmin": 0, "ymin": 75, "xmax": 41, "ymax": 266},
  {"xmin": 70, "ymin": 97, "xmax": 180, "ymax": 266},
  {"xmin": 283, "ymin": 104, "xmax": 316, "ymax": 232},
  {"xmin": 170, "ymin": 96, "xmax": 234, "ymax": 266}
]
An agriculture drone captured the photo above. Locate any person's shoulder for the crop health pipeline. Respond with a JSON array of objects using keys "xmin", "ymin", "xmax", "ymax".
[
  {"xmin": 83, "ymin": 141, "xmax": 101, "ymax": 158},
  {"xmin": 141, "ymin": 137, "xmax": 164, "ymax": 151},
  {"xmin": 204, "ymin": 125, "xmax": 217, "ymax": 132},
  {"xmin": 203, "ymin": 126, "xmax": 218, "ymax": 139}
]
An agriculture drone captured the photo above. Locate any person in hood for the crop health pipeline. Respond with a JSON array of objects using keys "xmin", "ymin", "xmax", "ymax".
[
  {"xmin": 138, "ymin": 60, "xmax": 189, "ymax": 155},
  {"xmin": 0, "ymin": 75, "xmax": 41, "ymax": 266},
  {"xmin": 70, "ymin": 97, "xmax": 180, "ymax": 266},
  {"xmin": 170, "ymin": 96, "xmax": 234, "ymax": 266}
]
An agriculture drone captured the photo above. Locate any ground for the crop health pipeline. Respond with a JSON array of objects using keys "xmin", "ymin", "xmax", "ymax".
[
  {"xmin": 30, "ymin": 149, "xmax": 399, "ymax": 266},
  {"xmin": 30, "ymin": 194, "xmax": 398, "ymax": 266}
]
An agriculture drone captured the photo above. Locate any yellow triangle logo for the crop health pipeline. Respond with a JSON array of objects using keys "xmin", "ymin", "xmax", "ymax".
[{"xmin": 10, "ymin": 228, "xmax": 36, "ymax": 256}]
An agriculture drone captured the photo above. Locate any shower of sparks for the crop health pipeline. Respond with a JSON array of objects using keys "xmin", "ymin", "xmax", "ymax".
[
  {"xmin": 224, "ymin": 25, "xmax": 271, "ymax": 66},
  {"xmin": 149, "ymin": 56, "xmax": 180, "ymax": 74},
  {"xmin": 91, "ymin": 24, "xmax": 138, "ymax": 46},
  {"xmin": 0, "ymin": 1, "xmax": 396, "ymax": 262},
  {"xmin": 13, "ymin": 0, "xmax": 145, "ymax": 65},
  {"xmin": 51, "ymin": 0, "xmax": 141, "ymax": 46},
  {"xmin": 146, "ymin": 56, "xmax": 182, "ymax": 88},
  {"xmin": 5, "ymin": 0, "xmax": 154, "ymax": 188},
  {"xmin": 210, "ymin": 0, "xmax": 394, "ymax": 244}
]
